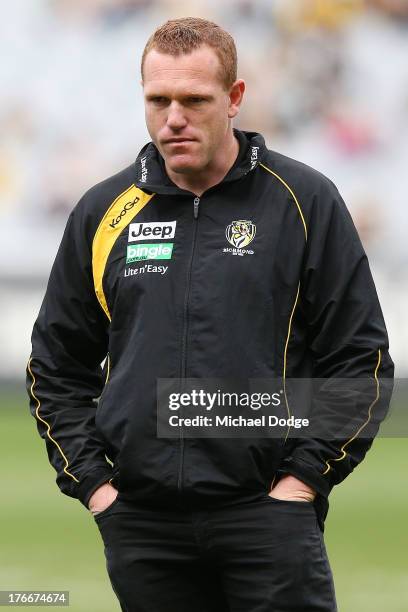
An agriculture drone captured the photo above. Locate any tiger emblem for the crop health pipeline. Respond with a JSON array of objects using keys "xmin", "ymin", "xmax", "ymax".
[{"xmin": 226, "ymin": 220, "xmax": 256, "ymax": 248}]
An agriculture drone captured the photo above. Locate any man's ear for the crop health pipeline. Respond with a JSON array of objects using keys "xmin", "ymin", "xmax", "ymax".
[{"xmin": 228, "ymin": 79, "xmax": 246, "ymax": 119}]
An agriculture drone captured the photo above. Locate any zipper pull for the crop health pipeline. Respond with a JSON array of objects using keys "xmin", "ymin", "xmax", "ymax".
[{"xmin": 193, "ymin": 197, "xmax": 200, "ymax": 219}]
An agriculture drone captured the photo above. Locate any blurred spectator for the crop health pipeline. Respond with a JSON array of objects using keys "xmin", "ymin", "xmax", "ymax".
[
  {"xmin": 369, "ymin": 0, "xmax": 408, "ymax": 20},
  {"xmin": 272, "ymin": 0, "xmax": 363, "ymax": 31},
  {"xmin": 50, "ymin": 0, "xmax": 156, "ymax": 26}
]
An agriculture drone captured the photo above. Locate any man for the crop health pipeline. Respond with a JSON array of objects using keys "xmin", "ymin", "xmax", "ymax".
[{"xmin": 27, "ymin": 17, "xmax": 393, "ymax": 612}]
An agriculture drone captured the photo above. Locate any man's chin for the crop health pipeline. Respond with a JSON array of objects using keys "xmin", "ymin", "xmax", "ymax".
[{"xmin": 165, "ymin": 156, "xmax": 203, "ymax": 175}]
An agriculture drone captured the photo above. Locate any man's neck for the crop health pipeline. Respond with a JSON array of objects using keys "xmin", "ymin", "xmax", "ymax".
[{"xmin": 164, "ymin": 132, "xmax": 240, "ymax": 197}]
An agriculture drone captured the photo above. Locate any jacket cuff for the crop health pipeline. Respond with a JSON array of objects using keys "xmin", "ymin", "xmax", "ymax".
[
  {"xmin": 276, "ymin": 455, "xmax": 332, "ymax": 498},
  {"xmin": 76, "ymin": 467, "xmax": 114, "ymax": 509}
]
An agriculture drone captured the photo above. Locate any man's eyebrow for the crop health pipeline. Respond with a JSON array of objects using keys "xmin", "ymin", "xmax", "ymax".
[
  {"xmin": 182, "ymin": 93, "xmax": 214, "ymax": 100},
  {"xmin": 145, "ymin": 93, "xmax": 168, "ymax": 99},
  {"xmin": 145, "ymin": 92, "xmax": 214, "ymax": 100},
  {"xmin": 185, "ymin": 92, "xmax": 214, "ymax": 98}
]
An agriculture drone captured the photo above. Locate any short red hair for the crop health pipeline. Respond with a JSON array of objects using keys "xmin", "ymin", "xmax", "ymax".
[{"xmin": 141, "ymin": 17, "xmax": 237, "ymax": 90}]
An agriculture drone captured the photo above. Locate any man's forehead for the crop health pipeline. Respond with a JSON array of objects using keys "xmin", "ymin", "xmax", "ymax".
[{"xmin": 145, "ymin": 68, "xmax": 207, "ymax": 81}]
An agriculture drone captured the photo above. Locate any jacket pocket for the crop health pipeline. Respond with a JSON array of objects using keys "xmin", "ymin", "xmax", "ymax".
[
  {"xmin": 93, "ymin": 494, "xmax": 121, "ymax": 521},
  {"xmin": 264, "ymin": 494, "xmax": 315, "ymax": 508}
]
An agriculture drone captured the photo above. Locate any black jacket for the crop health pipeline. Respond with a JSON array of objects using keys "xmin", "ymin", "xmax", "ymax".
[{"xmin": 26, "ymin": 129, "xmax": 394, "ymax": 531}]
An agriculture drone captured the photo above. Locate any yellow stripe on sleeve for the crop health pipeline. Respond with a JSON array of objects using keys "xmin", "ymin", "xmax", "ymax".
[
  {"xmin": 259, "ymin": 163, "xmax": 308, "ymax": 242},
  {"xmin": 27, "ymin": 357, "xmax": 80, "ymax": 483},
  {"xmin": 259, "ymin": 164, "xmax": 307, "ymax": 441},
  {"xmin": 282, "ymin": 282, "xmax": 301, "ymax": 442},
  {"xmin": 322, "ymin": 349, "xmax": 382, "ymax": 475}
]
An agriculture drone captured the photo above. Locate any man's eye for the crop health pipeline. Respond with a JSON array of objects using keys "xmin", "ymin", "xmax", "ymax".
[
  {"xmin": 150, "ymin": 97, "xmax": 167, "ymax": 104},
  {"xmin": 188, "ymin": 97, "xmax": 205, "ymax": 104}
]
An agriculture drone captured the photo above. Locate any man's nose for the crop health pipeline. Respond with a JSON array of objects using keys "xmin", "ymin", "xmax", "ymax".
[{"xmin": 166, "ymin": 102, "xmax": 187, "ymax": 130}]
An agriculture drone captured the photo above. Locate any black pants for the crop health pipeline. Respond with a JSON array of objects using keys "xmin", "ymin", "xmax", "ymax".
[{"xmin": 94, "ymin": 495, "xmax": 337, "ymax": 612}]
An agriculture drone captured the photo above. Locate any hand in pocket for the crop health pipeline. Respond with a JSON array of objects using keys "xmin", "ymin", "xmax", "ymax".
[
  {"xmin": 88, "ymin": 482, "xmax": 119, "ymax": 516},
  {"xmin": 269, "ymin": 474, "xmax": 316, "ymax": 502}
]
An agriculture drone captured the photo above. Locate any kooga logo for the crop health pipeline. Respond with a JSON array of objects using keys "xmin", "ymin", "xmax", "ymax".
[
  {"xmin": 110, "ymin": 197, "xmax": 140, "ymax": 229},
  {"xmin": 128, "ymin": 221, "xmax": 176, "ymax": 242}
]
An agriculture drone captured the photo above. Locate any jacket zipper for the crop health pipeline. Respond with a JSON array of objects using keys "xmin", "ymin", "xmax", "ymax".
[{"xmin": 178, "ymin": 196, "xmax": 200, "ymax": 493}]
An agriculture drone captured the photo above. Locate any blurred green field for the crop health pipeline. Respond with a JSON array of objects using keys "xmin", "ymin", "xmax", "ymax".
[{"xmin": 1, "ymin": 387, "xmax": 407, "ymax": 611}]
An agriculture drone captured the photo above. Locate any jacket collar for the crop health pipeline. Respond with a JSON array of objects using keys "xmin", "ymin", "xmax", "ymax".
[{"xmin": 134, "ymin": 129, "xmax": 268, "ymax": 196}]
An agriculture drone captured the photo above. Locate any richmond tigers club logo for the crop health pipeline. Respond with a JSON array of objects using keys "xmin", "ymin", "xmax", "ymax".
[{"xmin": 226, "ymin": 220, "xmax": 256, "ymax": 248}]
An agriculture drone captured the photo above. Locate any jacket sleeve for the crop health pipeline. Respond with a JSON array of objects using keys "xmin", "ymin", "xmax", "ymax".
[
  {"xmin": 276, "ymin": 178, "xmax": 394, "ymax": 498},
  {"xmin": 26, "ymin": 198, "xmax": 113, "ymax": 508}
]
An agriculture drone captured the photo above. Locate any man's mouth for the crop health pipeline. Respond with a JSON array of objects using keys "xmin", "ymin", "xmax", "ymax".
[{"xmin": 164, "ymin": 138, "xmax": 195, "ymax": 145}]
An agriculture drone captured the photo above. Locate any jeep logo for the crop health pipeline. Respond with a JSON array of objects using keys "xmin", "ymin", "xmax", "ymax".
[
  {"xmin": 128, "ymin": 221, "xmax": 177, "ymax": 242},
  {"xmin": 109, "ymin": 197, "xmax": 140, "ymax": 229}
]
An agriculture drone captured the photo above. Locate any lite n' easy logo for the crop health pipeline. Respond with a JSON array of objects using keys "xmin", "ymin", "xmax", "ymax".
[
  {"xmin": 126, "ymin": 243, "xmax": 174, "ymax": 263},
  {"xmin": 128, "ymin": 221, "xmax": 176, "ymax": 242}
]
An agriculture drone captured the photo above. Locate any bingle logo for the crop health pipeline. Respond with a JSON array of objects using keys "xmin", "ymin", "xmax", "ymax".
[
  {"xmin": 109, "ymin": 197, "xmax": 140, "ymax": 229},
  {"xmin": 128, "ymin": 221, "xmax": 177, "ymax": 242},
  {"xmin": 126, "ymin": 243, "xmax": 173, "ymax": 263}
]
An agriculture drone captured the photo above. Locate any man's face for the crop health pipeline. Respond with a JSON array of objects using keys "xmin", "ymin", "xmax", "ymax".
[{"xmin": 142, "ymin": 45, "xmax": 237, "ymax": 175}]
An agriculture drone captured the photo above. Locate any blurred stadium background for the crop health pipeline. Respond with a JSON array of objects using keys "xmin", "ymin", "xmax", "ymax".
[{"xmin": 1, "ymin": 0, "xmax": 407, "ymax": 610}]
